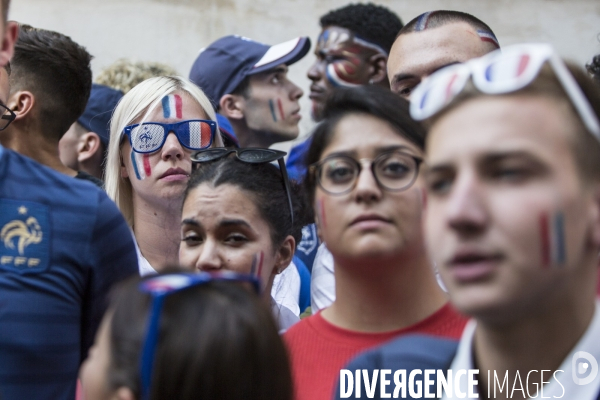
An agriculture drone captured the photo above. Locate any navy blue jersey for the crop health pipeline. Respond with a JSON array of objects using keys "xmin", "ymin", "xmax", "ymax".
[{"xmin": 0, "ymin": 146, "xmax": 138, "ymax": 400}]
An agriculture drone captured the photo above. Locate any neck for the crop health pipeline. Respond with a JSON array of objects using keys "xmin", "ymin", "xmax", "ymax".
[
  {"xmin": 475, "ymin": 282, "xmax": 596, "ymax": 400},
  {"xmin": 132, "ymin": 194, "xmax": 183, "ymax": 272},
  {"xmin": 230, "ymin": 122, "xmax": 277, "ymax": 148},
  {"xmin": 321, "ymin": 249, "xmax": 448, "ymax": 332},
  {"xmin": 1, "ymin": 125, "xmax": 77, "ymax": 176}
]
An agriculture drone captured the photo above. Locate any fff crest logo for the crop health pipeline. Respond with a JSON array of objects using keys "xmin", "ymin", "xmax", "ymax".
[{"xmin": 0, "ymin": 199, "xmax": 50, "ymax": 273}]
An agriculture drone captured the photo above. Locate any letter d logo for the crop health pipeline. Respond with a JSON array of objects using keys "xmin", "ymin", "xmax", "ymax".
[{"xmin": 572, "ymin": 351, "xmax": 598, "ymax": 385}]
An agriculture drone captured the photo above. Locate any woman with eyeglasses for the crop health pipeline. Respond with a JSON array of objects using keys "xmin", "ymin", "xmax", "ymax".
[
  {"xmin": 179, "ymin": 148, "xmax": 311, "ymax": 331},
  {"xmin": 105, "ymin": 76, "xmax": 224, "ymax": 275},
  {"xmin": 283, "ymin": 85, "xmax": 468, "ymax": 400},
  {"xmin": 80, "ymin": 269, "xmax": 292, "ymax": 400}
]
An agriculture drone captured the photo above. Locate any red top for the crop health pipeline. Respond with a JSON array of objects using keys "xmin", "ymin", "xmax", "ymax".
[{"xmin": 284, "ymin": 303, "xmax": 467, "ymax": 400}]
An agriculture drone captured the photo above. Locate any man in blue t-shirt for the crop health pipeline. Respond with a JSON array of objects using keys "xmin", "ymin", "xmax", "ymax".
[{"xmin": 0, "ymin": 5, "xmax": 138, "ymax": 399}]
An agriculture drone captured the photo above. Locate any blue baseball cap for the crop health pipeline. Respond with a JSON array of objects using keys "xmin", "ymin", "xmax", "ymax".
[
  {"xmin": 189, "ymin": 35, "xmax": 311, "ymax": 107},
  {"xmin": 78, "ymin": 84, "xmax": 124, "ymax": 146}
]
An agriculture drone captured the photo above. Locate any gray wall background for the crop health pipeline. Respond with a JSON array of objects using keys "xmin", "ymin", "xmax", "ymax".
[{"xmin": 9, "ymin": 0, "xmax": 600, "ymax": 150}]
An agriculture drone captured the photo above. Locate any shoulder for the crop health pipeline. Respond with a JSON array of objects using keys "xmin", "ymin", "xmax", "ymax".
[{"xmin": 346, "ymin": 334, "xmax": 459, "ymax": 372}]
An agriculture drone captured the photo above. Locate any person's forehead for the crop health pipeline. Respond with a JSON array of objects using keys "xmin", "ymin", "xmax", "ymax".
[
  {"xmin": 315, "ymin": 26, "xmax": 355, "ymax": 51},
  {"xmin": 427, "ymin": 95, "xmax": 577, "ymax": 164},
  {"xmin": 389, "ymin": 22, "xmax": 488, "ymax": 80}
]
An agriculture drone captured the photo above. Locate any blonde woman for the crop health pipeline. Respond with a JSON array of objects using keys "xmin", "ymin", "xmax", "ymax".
[{"xmin": 105, "ymin": 76, "xmax": 224, "ymax": 274}]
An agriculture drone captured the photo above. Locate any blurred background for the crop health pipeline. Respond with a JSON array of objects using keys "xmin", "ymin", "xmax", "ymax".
[{"xmin": 10, "ymin": 0, "xmax": 600, "ymax": 151}]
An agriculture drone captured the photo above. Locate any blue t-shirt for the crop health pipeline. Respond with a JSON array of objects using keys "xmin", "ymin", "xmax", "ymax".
[{"xmin": 0, "ymin": 146, "xmax": 138, "ymax": 400}]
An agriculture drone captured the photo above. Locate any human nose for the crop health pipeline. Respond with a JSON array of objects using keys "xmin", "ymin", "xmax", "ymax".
[
  {"xmin": 161, "ymin": 131, "xmax": 184, "ymax": 161},
  {"xmin": 194, "ymin": 240, "xmax": 223, "ymax": 272},
  {"xmin": 289, "ymin": 80, "xmax": 303, "ymax": 100},
  {"xmin": 352, "ymin": 160, "xmax": 383, "ymax": 204},
  {"xmin": 307, "ymin": 59, "xmax": 323, "ymax": 82},
  {"xmin": 446, "ymin": 171, "xmax": 488, "ymax": 237}
]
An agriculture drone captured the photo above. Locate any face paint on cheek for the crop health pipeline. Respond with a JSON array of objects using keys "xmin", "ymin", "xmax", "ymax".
[
  {"xmin": 268, "ymin": 99, "xmax": 278, "ymax": 122},
  {"xmin": 250, "ymin": 251, "xmax": 265, "ymax": 278},
  {"xmin": 326, "ymin": 60, "xmax": 362, "ymax": 88},
  {"xmin": 130, "ymin": 151, "xmax": 148, "ymax": 180},
  {"xmin": 277, "ymin": 98, "xmax": 285, "ymax": 121},
  {"xmin": 317, "ymin": 198, "xmax": 327, "ymax": 229},
  {"xmin": 539, "ymin": 211, "xmax": 566, "ymax": 268},
  {"xmin": 161, "ymin": 94, "xmax": 183, "ymax": 119},
  {"xmin": 142, "ymin": 154, "xmax": 152, "ymax": 177}
]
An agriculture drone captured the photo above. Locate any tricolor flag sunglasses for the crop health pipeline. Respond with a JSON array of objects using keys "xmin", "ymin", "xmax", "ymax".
[
  {"xmin": 192, "ymin": 148, "xmax": 294, "ymax": 226},
  {"xmin": 122, "ymin": 119, "xmax": 216, "ymax": 154},
  {"xmin": 138, "ymin": 271, "xmax": 260, "ymax": 400},
  {"xmin": 409, "ymin": 43, "xmax": 600, "ymax": 141}
]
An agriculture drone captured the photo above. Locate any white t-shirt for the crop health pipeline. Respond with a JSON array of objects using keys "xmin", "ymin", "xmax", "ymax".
[{"xmin": 310, "ymin": 243, "xmax": 335, "ymax": 312}]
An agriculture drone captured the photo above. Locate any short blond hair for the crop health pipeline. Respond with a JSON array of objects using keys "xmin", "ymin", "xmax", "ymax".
[
  {"xmin": 104, "ymin": 75, "xmax": 222, "ymax": 226},
  {"xmin": 95, "ymin": 59, "xmax": 179, "ymax": 94}
]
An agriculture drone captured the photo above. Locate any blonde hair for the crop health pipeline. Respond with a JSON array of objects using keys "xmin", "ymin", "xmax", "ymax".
[
  {"xmin": 105, "ymin": 75, "xmax": 222, "ymax": 226},
  {"xmin": 95, "ymin": 59, "xmax": 179, "ymax": 94}
]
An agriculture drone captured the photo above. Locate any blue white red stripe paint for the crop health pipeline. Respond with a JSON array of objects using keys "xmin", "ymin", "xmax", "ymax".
[
  {"xmin": 415, "ymin": 11, "xmax": 436, "ymax": 31},
  {"xmin": 539, "ymin": 211, "xmax": 566, "ymax": 268},
  {"xmin": 131, "ymin": 151, "xmax": 150, "ymax": 180},
  {"xmin": 188, "ymin": 121, "xmax": 212, "ymax": 148},
  {"xmin": 269, "ymin": 99, "xmax": 278, "ymax": 122},
  {"xmin": 476, "ymin": 30, "xmax": 500, "ymax": 48},
  {"xmin": 162, "ymin": 94, "xmax": 183, "ymax": 119},
  {"xmin": 326, "ymin": 64, "xmax": 361, "ymax": 88},
  {"xmin": 250, "ymin": 251, "xmax": 264, "ymax": 278}
]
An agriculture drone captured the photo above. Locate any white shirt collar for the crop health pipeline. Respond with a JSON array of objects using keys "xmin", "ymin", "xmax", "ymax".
[
  {"xmin": 444, "ymin": 300, "xmax": 600, "ymax": 400},
  {"xmin": 131, "ymin": 231, "xmax": 157, "ymax": 277}
]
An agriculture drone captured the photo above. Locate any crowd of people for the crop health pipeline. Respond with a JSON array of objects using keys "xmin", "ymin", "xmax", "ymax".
[{"xmin": 0, "ymin": 0, "xmax": 599, "ymax": 399}]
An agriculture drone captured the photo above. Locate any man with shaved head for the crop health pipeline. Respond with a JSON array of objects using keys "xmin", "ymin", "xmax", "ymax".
[{"xmin": 388, "ymin": 10, "xmax": 499, "ymax": 98}]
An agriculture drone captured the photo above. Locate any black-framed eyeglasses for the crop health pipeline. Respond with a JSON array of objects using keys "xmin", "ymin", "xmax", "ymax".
[
  {"xmin": 309, "ymin": 150, "xmax": 423, "ymax": 195},
  {"xmin": 138, "ymin": 271, "xmax": 260, "ymax": 400},
  {"xmin": 192, "ymin": 148, "xmax": 294, "ymax": 225},
  {"xmin": 0, "ymin": 103, "xmax": 16, "ymax": 131},
  {"xmin": 122, "ymin": 119, "xmax": 216, "ymax": 154}
]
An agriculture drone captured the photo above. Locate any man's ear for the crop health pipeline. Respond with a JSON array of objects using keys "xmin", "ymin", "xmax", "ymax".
[
  {"xmin": 368, "ymin": 53, "xmax": 388, "ymax": 86},
  {"xmin": 272, "ymin": 235, "xmax": 296, "ymax": 275},
  {"xmin": 77, "ymin": 132, "xmax": 102, "ymax": 162},
  {"xmin": 0, "ymin": 21, "xmax": 18, "ymax": 68},
  {"xmin": 7, "ymin": 90, "xmax": 35, "ymax": 122},
  {"xmin": 219, "ymin": 94, "xmax": 245, "ymax": 121}
]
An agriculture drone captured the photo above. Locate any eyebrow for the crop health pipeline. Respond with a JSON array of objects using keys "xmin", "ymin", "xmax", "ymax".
[
  {"xmin": 269, "ymin": 65, "xmax": 288, "ymax": 75},
  {"xmin": 391, "ymin": 61, "xmax": 463, "ymax": 87},
  {"xmin": 426, "ymin": 150, "xmax": 540, "ymax": 173},
  {"xmin": 181, "ymin": 217, "xmax": 252, "ymax": 230},
  {"xmin": 327, "ymin": 145, "xmax": 417, "ymax": 159}
]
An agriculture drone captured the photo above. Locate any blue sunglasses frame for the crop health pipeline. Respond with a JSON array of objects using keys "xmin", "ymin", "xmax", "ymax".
[
  {"xmin": 122, "ymin": 119, "xmax": 217, "ymax": 154},
  {"xmin": 138, "ymin": 271, "xmax": 260, "ymax": 400}
]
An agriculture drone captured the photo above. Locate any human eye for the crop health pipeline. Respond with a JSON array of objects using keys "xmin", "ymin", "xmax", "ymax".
[
  {"xmin": 225, "ymin": 232, "xmax": 249, "ymax": 244},
  {"xmin": 379, "ymin": 157, "xmax": 412, "ymax": 178},
  {"xmin": 181, "ymin": 229, "xmax": 202, "ymax": 246},
  {"xmin": 324, "ymin": 160, "xmax": 355, "ymax": 183},
  {"xmin": 425, "ymin": 170, "xmax": 454, "ymax": 195},
  {"xmin": 487, "ymin": 158, "xmax": 540, "ymax": 183}
]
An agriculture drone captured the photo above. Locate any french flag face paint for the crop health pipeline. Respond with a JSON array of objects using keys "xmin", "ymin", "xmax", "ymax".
[
  {"xmin": 476, "ymin": 30, "xmax": 500, "ymax": 49},
  {"xmin": 539, "ymin": 211, "xmax": 566, "ymax": 268},
  {"xmin": 162, "ymin": 94, "xmax": 183, "ymax": 119},
  {"xmin": 317, "ymin": 198, "xmax": 327, "ymax": 229},
  {"xmin": 131, "ymin": 151, "xmax": 151, "ymax": 180},
  {"xmin": 250, "ymin": 251, "xmax": 265, "ymax": 278},
  {"xmin": 415, "ymin": 11, "xmax": 436, "ymax": 31},
  {"xmin": 268, "ymin": 99, "xmax": 278, "ymax": 122}
]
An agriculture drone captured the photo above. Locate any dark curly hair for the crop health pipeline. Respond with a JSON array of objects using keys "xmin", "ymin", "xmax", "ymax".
[
  {"xmin": 11, "ymin": 24, "xmax": 92, "ymax": 142},
  {"xmin": 319, "ymin": 3, "xmax": 403, "ymax": 53},
  {"xmin": 184, "ymin": 157, "xmax": 312, "ymax": 247},
  {"xmin": 587, "ymin": 54, "xmax": 600, "ymax": 84}
]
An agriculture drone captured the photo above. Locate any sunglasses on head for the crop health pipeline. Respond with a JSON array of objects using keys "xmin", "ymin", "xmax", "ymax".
[
  {"xmin": 192, "ymin": 148, "xmax": 294, "ymax": 226},
  {"xmin": 409, "ymin": 43, "xmax": 600, "ymax": 141},
  {"xmin": 138, "ymin": 271, "xmax": 260, "ymax": 400},
  {"xmin": 122, "ymin": 119, "xmax": 217, "ymax": 154}
]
